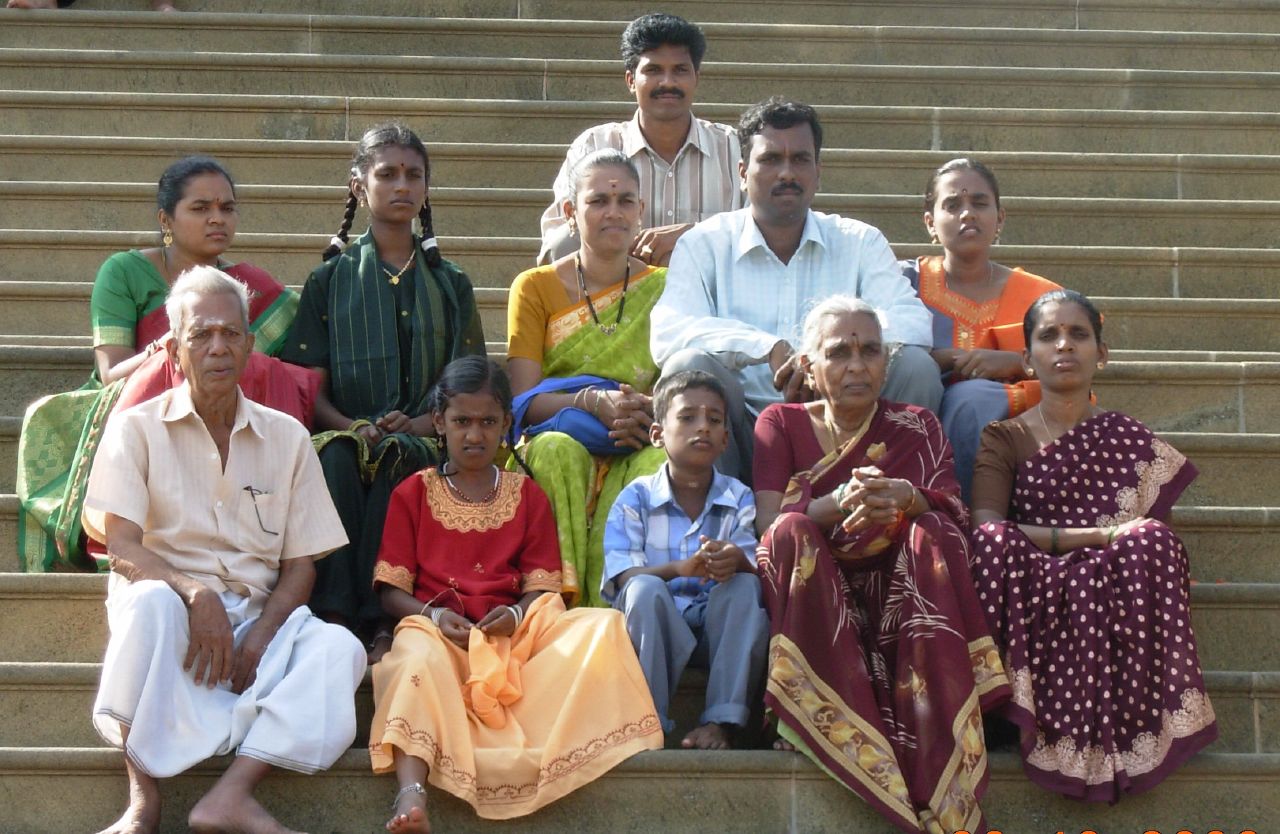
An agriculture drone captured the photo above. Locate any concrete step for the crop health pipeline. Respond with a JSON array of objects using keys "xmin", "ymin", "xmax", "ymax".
[
  {"xmin": 7, "ymin": 181, "xmax": 1280, "ymax": 251},
  {"xmin": 6, "ymin": 498, "xmax": 1277, "ymax": 578},
  {"xmin": 1, "ymin": 574, "xmax": 1272, "ymax": 670},
  {"xmin": 9, "ymin": 48, "xmax": 1280, "ymax": 112},
  {"xmin": 43, "ymin": 0, "xmax": 1280, "ymax": 33},
  {"xmin": 10, "ymin": 13, "xmax": 1280, "ymax": 73},
  {"xmin": 0, "ymin": 745, "xmax": 1272, "ymax": 834},
  {"xmin": 1094, "ymin": 360, "xmax": 1280, "ymax": 434},
  {"xmin": 0, "ymin": 230, "xmax": 532, "ymax": 294},
  {"xmin": 8, "ymin": 282, "xmax": 1278, "ymax": 353},
  {"xmin": 3, "ymin": 661, "xmax": 1272, "ymax": 756},
  {"xmin": 10, "ymin": 135, "xmax": 1280, "ymax": 202},
  {"xmin": 10, "ymin": 90, "xmax": 1280, "ymax": 156},
  {"xmin": 1161, "ymin": 433, "xmax": 1280, "ymax": 508},
  {"xmin": 4, "ymin": 231, "xmax": 1278, "ymax": 301},
  {"xmin": 3, "ymin": 412, "xmax": 1273, "ymax": 502},
  {"xmin": 3, "ymin": 347, "xmax": 1279, "ymax": 433}
]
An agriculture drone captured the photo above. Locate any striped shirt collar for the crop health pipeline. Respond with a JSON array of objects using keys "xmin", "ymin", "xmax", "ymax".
[
  {"xmin": 622, "ymin": 110, "xmax": 709, "ymax": 161},
  {"xmin": 646, "ymin": 462, "xmax": 743, "ymax": 518}
]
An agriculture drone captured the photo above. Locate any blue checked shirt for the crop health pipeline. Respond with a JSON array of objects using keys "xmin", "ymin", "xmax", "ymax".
[{"xmin": 601, "ymin": 463, "xmax": 758, "ymax": 610}]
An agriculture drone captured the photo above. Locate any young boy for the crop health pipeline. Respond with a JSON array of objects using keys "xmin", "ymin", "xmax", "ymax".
[{"xmin": 601, "ymin": 370, "xmax": 768, "ymax": 750}]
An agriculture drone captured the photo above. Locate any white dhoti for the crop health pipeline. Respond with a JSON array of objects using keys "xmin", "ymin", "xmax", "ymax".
[{"xmin": 93, "ymin": 575, "xmax": 365, "ymax": 778}]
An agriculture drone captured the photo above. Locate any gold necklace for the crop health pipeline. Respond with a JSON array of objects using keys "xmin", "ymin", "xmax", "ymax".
[
  {"xmin": 823, "ymin": 404, "xmax": 877, "ymax": 452},
  {"xmin": 1036, "ymin": 406, "xmax": 1070, "ymax": 447},
  {"xmin": 443, "ymin": 465, "xmax": 500, "ymax": 504},
  {"xmin": 382, "ymin": 252, "xmax": 415, "ymax": 285}
]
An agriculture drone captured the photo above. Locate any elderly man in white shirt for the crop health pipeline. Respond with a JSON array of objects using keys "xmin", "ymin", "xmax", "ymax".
[
  {"xmin": 651, "ymin": 98, "xmax": 941, "ymax": 482},
  {"xmin": 539, "ymin": 12, "xmax": 742, "ymax": 265},
  {"xmin": 84, "ymin": 266, "xmax": 363, "ymax": 834}
]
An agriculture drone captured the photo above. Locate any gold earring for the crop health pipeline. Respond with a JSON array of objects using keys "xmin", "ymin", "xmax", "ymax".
[
  {"xmin": 1025, "ymin": 367, "xmax": 1035, "ymax": 377},
  {"xmin": 930, "ymin": 232, "xmax": 939, "ymax": 245},
  {"xmin": 1097, "ymin": 361, "xmax": 1105, "ymax": 370},
  {"xmin": 162, "ymin": 228, "xmax": 173, "ymax": 248},
  {"xmin": 994, "ymin": 228, "xmax": 1002, "ymax": 244}
]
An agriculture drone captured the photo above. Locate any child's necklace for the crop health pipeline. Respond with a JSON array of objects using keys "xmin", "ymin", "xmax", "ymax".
[{"xmin": 444, "ymin": 464, "xmax": 500, "ymax": 504}]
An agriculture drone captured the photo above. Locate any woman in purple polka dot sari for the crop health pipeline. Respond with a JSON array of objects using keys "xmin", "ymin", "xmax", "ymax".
[{"xmin": 971, "ymin": 290, "xmax": 1217, "ymax": 801}]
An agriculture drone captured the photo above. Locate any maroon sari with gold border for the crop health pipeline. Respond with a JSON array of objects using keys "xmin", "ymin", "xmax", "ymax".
[
  {"xmin": 756, "ymin": 401, "xmax": 1010, "ymax": 833},
  {"xmin": 971, "ymin": 411, "xmax": 1217, "ymax": 801}
]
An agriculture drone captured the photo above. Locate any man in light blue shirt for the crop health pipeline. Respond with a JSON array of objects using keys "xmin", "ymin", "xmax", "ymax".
[
  {"xmin": 602, "ymin": 371, "xmax": 767, "ymax": 749},
  {"xmin": 651, "ymin": 98, "xmax": 941, "ymax": 481}
]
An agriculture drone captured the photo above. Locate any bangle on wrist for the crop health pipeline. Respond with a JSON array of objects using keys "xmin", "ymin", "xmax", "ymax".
[
  {"xmin": 1049, "ymin": 527, "xmax": 1060, "ymax": 555},
  {"xmin": 832, "ymin": 482, "xmax": 852, "ymax": 516},
  {"xmin": 348, "ymin": 418, "xmax": 372, "ymax": 433},
  {"xmin": 1107, "ymin": 526, "xmax": 1118, "ymax": 546}
]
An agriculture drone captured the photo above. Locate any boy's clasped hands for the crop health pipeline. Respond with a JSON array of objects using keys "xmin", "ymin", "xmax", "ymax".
[{"xmin": 672, "ymin": 535, "xmax": 751, "ymax": 582}]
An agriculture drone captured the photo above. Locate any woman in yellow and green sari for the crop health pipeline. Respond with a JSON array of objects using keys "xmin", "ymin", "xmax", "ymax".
[{"xmin": 507, "ymin": 150, "xmax": 666, "ymax": 607}]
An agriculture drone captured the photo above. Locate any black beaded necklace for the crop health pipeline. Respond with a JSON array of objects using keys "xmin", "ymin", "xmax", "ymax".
[{"xmin": 574, "ymin": 254, "xmax": 630, "ymax": 337}]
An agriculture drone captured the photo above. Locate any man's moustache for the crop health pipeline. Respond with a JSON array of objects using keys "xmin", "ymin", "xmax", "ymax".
[
  {"xmin": 651, "ymin": 89, "xmax": 684, "ymax": 98},
  {"xmin": 772, "ymin": 184, "xmax": 804, "ymax": 194}
]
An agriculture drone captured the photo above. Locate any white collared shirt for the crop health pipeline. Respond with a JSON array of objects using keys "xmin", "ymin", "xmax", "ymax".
[
  {"xmin": 539, "ymin": 110, "xmax": 743, "ymax": 262},
  {"xmin": 83, "ymin": 382, "xmax": 348, "ymax": 618},
  {"xmin": 651, "ymin": 207, "xmax": 933, "ymax": 413}
]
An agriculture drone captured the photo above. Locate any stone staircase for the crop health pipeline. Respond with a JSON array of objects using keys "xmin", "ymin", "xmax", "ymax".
[{"xmin": 1, "ymin": 1, "xmax": 1278, "ymax": 831}]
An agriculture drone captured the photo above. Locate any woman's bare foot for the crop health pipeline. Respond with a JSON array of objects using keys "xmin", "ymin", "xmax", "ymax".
[
  {"xmin": 151, "ymin": 0, "xmax": 176, "ymax": 10},
  {"xmin": 6, "ymin": 0, "xmax": 60, "ymax": 8},
  {"xmin": 682, "ymin": 722, "xmax": 733, "ymax": 750},
  {"xmin": 188, "ymin": 791, "xmax": 302, "ymax": 834},
  {"xmin": 772, "ymin": 737, "xmax": 796, "ymax": 752},
  {"xmin": 386, "ymin": 787, "xmax": 430, "ymax": 834}
]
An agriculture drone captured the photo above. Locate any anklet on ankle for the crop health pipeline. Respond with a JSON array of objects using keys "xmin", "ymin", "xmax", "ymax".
[{"xmin": 392, "ymin": 781, "xmax": 427, "ymax": 810}]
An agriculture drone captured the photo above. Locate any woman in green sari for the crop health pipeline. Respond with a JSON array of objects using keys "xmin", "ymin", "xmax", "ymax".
[
  {"xmin": 280, "ymin": 123, "xmax": 484, "ymax": 653},
  {"xmin": 16, "ymin": 156, "xmax": 302, "ymax": 571},
  {"xmin": 507, "ymin": 150, "xmax": 667, "ymax": 607}
]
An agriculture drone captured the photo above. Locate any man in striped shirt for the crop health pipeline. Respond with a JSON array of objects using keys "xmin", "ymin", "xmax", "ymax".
[{"xmin": 539, "ymin": 13, "xmax": 743, "ymax": 264}]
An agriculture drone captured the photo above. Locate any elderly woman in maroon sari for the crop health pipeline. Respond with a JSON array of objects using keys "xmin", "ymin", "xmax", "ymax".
[
  {"xmin": 971, "ymin": 289, "xmax": 1217, "ymax": 801},
  {"xmin": 753, "ymin": 295, "xmax": 1010, "ymax": 834}
]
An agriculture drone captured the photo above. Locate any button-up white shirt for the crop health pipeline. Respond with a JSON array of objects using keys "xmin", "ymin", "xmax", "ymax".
[
  {"xmin": 651, "ymin": 207, "xmax": 932, "ymax": 413},
  {"xmin": 83, "ymin": 382, "xmax": 348, "ymax": 619},
  {"xmin": 539, "ymin": 111, "xmax": 743, "ymax": 262}
]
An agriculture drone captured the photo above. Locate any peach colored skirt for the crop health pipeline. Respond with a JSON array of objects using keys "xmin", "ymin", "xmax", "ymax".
[{"xmin": 370, "ymin": 593, "xmax": 662, "ymax": 819}]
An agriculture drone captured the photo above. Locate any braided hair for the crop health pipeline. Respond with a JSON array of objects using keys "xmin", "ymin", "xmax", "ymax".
[{"xmin": 322, "ymin": 122, "xmax": 442, "ymax": 267}]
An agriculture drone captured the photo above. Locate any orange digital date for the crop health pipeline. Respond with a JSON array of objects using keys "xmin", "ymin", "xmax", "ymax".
[{"xmin": 954, "ymin": 830, "xmax": 1258, "ymax": 834}]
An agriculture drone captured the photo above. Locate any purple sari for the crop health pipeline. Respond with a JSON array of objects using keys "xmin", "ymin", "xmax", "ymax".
[
  {"xmin": 972, "ymin": 411, "xmax": 1217, "ymax": 801},
  {"xmin": 756, "ymin": 402, "xmax": 1011, "ymax": 833}
]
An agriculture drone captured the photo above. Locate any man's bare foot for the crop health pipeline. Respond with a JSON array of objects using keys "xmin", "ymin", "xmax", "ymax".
[
  {"xmin": 772, "ymin": 737, "xmax": 796, "ymax": 752},
  {"xmin": 682, "ymin": 722, "xmax": 733, "ymax": 750},
  {"xmin": 94, "ymin": 800, "xmax": 161, "ymax": 834},
  {"xmin": 6, "ymin": 0, "xmax": 60, "ymax": 8},
  {"xmin": 189, "ymin": 790, "xmax": 302, "ymax": 834},
  {"xmin": 151, "ymin": 0, "xmax": 176, "ymax": 10},
  {"xmin": 386, "ymin": 787, "xmax": 430, "ymax": 834}
]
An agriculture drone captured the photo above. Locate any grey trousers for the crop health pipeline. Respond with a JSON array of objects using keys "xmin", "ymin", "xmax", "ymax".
[
  {"xmin": 657, "ymin": 345, "xmax": 943, "ymax": 485},
  {"xmin": 613, "ymin": 572, "xmax": 769, "ymax": 732}
]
